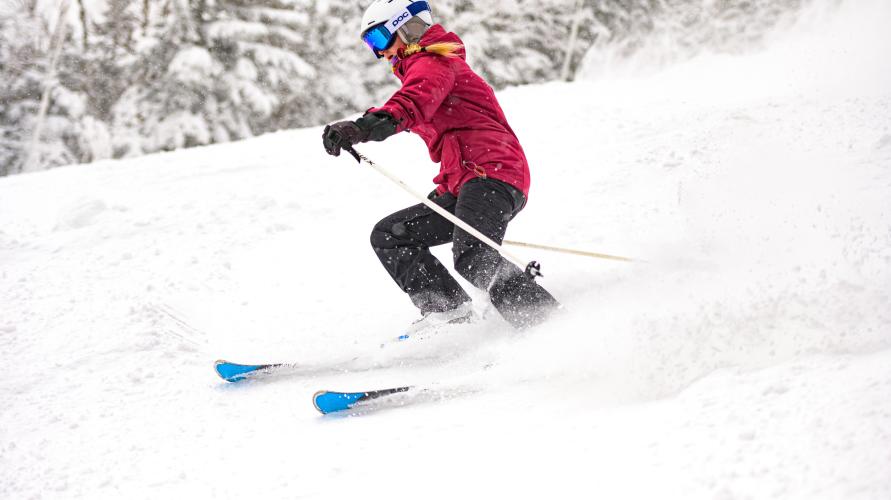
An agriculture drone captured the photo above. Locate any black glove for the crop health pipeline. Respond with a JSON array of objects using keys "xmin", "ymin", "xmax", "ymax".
[
  {"xmin": 322, "ymin": 121, "xmax": 366, "ymax": 157},
  {"xmin": 356, "ymin": 111, "xmax": 398, "ymax": 142},
  {"xmin": 322, "ymin": 111, "xmax": 398, "ymax": 157}
]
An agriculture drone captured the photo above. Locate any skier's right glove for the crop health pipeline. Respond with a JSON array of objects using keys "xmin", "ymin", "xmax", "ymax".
[
  {"xmin": 322, "ymin": 111, "xmax": 398, "ymax": 157},
  {"xmin": 323, "ymin": 121, "xmax": 365, "ymax": 157}
]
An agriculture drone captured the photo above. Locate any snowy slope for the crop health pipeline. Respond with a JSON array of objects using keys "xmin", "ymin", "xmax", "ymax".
[{"xmin": 2, "ymin": 1, "xmax": 890, "ymax": 498}]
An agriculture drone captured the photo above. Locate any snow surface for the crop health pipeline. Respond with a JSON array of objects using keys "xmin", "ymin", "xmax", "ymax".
[{"xmin": 2, "ymin": 0, "xmax": 890, "ymax": 498}]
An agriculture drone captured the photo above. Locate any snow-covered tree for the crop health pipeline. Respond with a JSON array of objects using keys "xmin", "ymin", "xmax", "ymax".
[
  {"xmin": 433, "ymin": 0, "xmax": 646, "ymax": 87},
  {"xmin": 305, "ymin": 0, "xmax": 397, "ymax": 123},
  {"xmin": 0, "ymin": 3, "xmax": 43, "ymax": 175},
  {"xmin": 112, "ymin": 0, "xmax": 321, "ymax": 153},
  {"xmin": 0, "ymin": 0, "xmax": 93, "ymax": 174}
]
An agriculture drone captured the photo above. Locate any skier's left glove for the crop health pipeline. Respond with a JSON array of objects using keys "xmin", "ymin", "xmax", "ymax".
[{"xmin": 322, "ymin": 111, "xmax": 398, "ymax": 157}]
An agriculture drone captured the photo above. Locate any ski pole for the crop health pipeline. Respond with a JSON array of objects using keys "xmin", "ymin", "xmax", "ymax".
[
  {"xmin": 502, "ymin": 240, "xmax": 637, "ymax": 263},
  {"xmin": 344, "ymin": 146, "xmax": 543, "ymax": 278}
]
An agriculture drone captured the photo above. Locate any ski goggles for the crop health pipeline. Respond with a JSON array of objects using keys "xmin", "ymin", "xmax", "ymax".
[{"xmin": 361, "ymin": 1, "xmax": 430, "ymax": 58}]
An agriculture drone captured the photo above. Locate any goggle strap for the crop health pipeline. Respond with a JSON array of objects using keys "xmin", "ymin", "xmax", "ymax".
[
  {"xmin": 390, "ymin": 1, "xmax": 430, "ymax": 34},
  {"xmin": 406, "ymin": 1, "xmax": 429, "ymax": 17}
]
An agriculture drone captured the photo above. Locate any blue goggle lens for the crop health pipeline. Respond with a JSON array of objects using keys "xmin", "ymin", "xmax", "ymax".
[{"xmin": 362, "ymin": 24, "xmax": 396, "ymax": 57}]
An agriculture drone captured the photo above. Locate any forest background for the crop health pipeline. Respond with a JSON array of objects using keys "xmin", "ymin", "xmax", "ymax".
[{"xmin": 0, "ymin": 0, "xmax": 802, "ymax": 176}]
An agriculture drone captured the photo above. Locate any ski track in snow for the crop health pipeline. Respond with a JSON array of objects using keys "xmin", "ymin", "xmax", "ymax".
[{"xmin": 2, "ymin": 1, "xmax": 891, "ymax": 498}]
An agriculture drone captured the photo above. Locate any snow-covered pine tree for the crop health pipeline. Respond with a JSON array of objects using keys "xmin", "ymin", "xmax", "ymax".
[
  {"xmin": 0, "ymin": 0, "xmax": 95, "ymax": 174},
  {"xmin": 108, "ymin": 0, "xmax": 194, "ymax": 156},
  {"xmin": 113, "ymin": 0, "xmax": 318, "ymax": 154},
  {"xmin": 64, "ymin": 0, "xmax": 141, "ymax": 125},
  {"xmin": 0, "ymin": 3, "xmax": 44, "ymax": 175},
  {"xmin": 49, "ymin": 0, "xmax": 144, "ymax": 163},
  {"xmin": 438, "ymin": 0, "xmax": 563, "ymax": 89},
  {"xmin": 202, "ymin": 0, "xmax": 318, "ymax": 132},
  {"xmin": 432, "ymin": 0, "xmax": 627, "ymax": 87},
  {"xmin": 291, "ymin": 0, "xmax": 396, "ymax": 128}
]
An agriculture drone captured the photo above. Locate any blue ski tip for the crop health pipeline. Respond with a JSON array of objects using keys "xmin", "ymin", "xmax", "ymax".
[
  {"xmin": 313, "ymin": 391, "xmax": 367, "ymax": 414},
  {"xmin": 312, "ymin": 387, "xmax": 412, "ymax": 414},
  {"xmin": 214, "ymin": 360, "xmax": 268, "ymax": 382}
]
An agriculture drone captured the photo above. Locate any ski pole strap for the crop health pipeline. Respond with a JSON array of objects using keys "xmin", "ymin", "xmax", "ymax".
[{"xmin": 345, "ymin": 145, "xmax": 362, "ymax": 163}]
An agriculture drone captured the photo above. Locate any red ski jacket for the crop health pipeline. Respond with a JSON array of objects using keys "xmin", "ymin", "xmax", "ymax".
[{"xmin": 370, "ymin": 25, "xmax": 531, "ymax": 197}]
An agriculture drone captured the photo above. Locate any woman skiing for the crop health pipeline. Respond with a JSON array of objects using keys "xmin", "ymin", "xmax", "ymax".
[{"xmin": 322, "ymin": 0, "xmax": 558, "ymax": 331}]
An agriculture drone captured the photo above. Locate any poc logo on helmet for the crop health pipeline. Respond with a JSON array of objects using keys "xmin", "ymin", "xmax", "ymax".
[{"xmin": 391, "ymin": 11, "xmax": 410, "ymax": 27}]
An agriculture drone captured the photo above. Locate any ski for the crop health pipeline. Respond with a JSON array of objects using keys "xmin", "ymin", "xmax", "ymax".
[
  {"xmin": 215, "ymin": 333, "xmax": 439, "ymax": 383},
  {"xmin": 215, "ymin": 320, "xmax": 476, "ymax": 383},
  {"xmin": 313, "ymin": 386, "xmax": 412, "ymax": 414},
  {"xmin": 214, "ymin": 359, "xmax": 286, "ymax": 382},
  {"xmin": 214, "ymin": 357, "xmax": 394, "ymax": 383}
]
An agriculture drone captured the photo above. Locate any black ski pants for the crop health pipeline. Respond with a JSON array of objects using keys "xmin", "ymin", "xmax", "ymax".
[{"xmin": 370, "ymin": 178, "xmax": 559, "ymax": 329}]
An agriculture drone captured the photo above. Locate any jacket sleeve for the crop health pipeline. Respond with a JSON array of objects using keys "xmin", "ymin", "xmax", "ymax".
[{"xmin": 374, "ymin": 56, "xmax": 456, "ymax": 131}]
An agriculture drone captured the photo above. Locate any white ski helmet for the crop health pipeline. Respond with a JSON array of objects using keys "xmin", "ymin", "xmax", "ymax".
[{"xmin": 360, "ymin": 0, "xmax": 433, "ymax": 57}]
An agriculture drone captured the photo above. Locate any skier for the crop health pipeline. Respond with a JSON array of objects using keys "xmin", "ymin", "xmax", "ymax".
[{"xmin": 322, "ymin": 0, "xmax": 559, "ymax": 331}]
